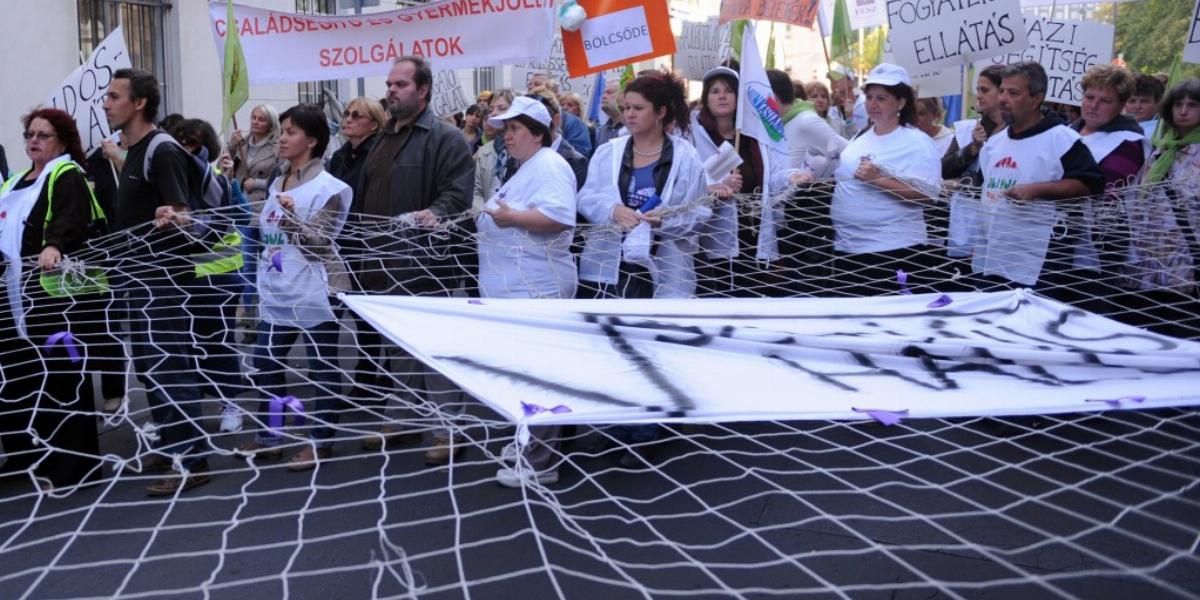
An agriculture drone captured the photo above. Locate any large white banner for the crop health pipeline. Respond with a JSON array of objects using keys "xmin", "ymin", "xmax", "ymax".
[
  {"xmin": 975, "ymin": 15, "xmax": 1114, "ymax": 106},
  {"xmin": 43, "ymin": 27, "xmax": 131, "ymax": 155},
  {"xmin": 886, "ymin": 0, "xmax": 1027, "ymax": 74},
  {"xmin": 343, "ymin": 291, "xmax": 1200, "ymax": 427},
  {"xmin": 1186, "ymin": 0, "xmax": 1200, "ymax": 65},
  {"xmin": 676, "ymin": 17, "xmax": 733, "ymax": 82},
  {"xmin": 208, "ymin": 0, "xmax": 555, "ymax": 85}
]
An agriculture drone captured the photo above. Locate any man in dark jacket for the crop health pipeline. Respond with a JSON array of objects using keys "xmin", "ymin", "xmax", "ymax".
[{"xmin": 354, "ymin": 56, "xmax": 475, "ymax": 465}]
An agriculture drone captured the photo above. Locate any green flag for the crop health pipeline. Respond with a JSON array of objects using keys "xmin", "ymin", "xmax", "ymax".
[
  {"xmin": 222, "ymin": 0, "xmax": 250, "ymax": 131},
  {"xmin": 765, "ymin": 23, "xmax": 776, "ymax": 70},
  {"xmin": 830, "ymin": 0, "xmax": 853, "ymax": 67},
  {"xmin": 1154, "ymin": 55, "xmax": 1183, "ymax": 146},
  {"xmin": 619, "ymin": 64, "xmax": 635, "ymax": 90},
  {"xmin": 730, "ymin": 19, "xmax": 747, "ymax": 63}
]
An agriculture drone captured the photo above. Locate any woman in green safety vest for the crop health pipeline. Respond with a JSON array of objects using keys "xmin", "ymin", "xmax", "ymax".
[{"xmin": 0, "ymin": 108, "xmax": 105, "ymax": 492}]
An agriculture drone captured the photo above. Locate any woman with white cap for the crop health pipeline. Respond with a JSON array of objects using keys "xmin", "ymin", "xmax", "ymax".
[
  {"xmin": 479, "ymin": 95, "xmax": 578, "ymax": 488},
  {"xmin": 688, "ymin": 65, "xmax": 811, "ymax": 297},
  {"xmin": 476, "ymin": 95, "xmax": 578, "ymax": 301},
  {"xmin": 830, "ymin": 62, "xmax": 942, "ymax": 296}
]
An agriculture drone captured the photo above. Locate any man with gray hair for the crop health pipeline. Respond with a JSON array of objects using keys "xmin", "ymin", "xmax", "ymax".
[
  {"xmin": 972, "ymin": 61, "xmax": 1103, "ymax": 290},
  {"xmin": 352, "ymin": 55, "xmax": 476, "ymax": 465}
]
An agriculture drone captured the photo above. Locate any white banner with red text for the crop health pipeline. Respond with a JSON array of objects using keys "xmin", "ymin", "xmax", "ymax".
[{"xmin": 208, "ymin": 0, "xmax": 556, "ymax": 85}]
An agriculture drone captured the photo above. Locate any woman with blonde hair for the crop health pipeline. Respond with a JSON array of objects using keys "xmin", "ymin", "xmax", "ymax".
[{"xmin": 329, "ymin": 96, "xmax": 386, "ymax": 200}]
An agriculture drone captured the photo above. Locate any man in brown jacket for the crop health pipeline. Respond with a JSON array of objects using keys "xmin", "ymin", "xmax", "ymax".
[{"xmin": 352, "ymin": 56, "xmax": 475, "ymax": 465}]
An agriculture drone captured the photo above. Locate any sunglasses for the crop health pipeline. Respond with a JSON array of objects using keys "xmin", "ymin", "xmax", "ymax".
[
  {"xmin": 23, "ymin": 132, "xmax": 56, "ymax": 142},
  {"xmin": 342, "ymin": 109, "xmax": 366, "ymax": 120}
]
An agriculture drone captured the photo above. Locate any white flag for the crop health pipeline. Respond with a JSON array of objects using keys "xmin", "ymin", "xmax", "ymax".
[{"xmin": 735, "ymin": 21, "xmax": 787, "ymax": 157}]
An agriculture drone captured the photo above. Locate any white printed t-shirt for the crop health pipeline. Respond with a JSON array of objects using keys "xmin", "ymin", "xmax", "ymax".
[
  {"xmin": 831, "ymin": 125, "xmax": 941, "ymax": 254},
  {"xmin": 477, "ymin": 147, "xmax": 577, "ymax": 299},
  {"xmin": 974, "ymin": 119, "xmax": 1102, "ymax": 285}
]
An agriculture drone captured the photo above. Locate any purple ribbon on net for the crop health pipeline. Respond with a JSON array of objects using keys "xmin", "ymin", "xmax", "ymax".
[
  {"xmin": 896, "ymin": 269, "xmax": 912, "ymax": 295},
  {"xmin": 521, "ymin": 401, "xmax": 572, "ymax": 417},
  {"xmin": 468, "ymin": 299, "xmax": 484, "ymax": 305},
  {"xmin": 1086, "ymin": 395, "xmax": 1146, "ymax": 408},
  {"xmin": 927, "ymin": 294, "xmax": 953, "ymax": 309},
  {"xmin": 853, "ymin": 407, "xmax": 909, "ymax": 426},
  {"xmin": 268, "ymin": 395, "xmax": 306, "ymax": 433},
  {"xmin": 268, "ymin": 251, "xmax": 284, "ymax": 273},
  {"xmin": 44, "ymin": 331, "xmax": 81, "ymax": 363}
]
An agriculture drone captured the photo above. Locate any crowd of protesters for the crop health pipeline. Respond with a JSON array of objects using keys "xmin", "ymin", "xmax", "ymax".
[{"xmin": 0, "ymin": 55, "xmax": 1197, "ymax": 494}]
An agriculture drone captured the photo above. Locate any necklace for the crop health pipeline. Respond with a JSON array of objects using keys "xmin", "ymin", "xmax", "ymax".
[{"xmin": 632, "ymin": 145, "xmax": 662, "ymax": 157}]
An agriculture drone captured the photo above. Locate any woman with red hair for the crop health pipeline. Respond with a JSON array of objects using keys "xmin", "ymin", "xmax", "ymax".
[{"xmin": 0, "ymin": 108, "xmax": 105, "ymax": 491}]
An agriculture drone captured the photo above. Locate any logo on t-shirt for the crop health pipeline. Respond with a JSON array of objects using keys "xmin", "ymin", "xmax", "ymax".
[
  {"xmin": 985, "ymin": 156, "xmax": 1020, "ymax": 204},
  {"xmin": 266, "ymin": 210, "xmax": 281, "ymax": 224}
]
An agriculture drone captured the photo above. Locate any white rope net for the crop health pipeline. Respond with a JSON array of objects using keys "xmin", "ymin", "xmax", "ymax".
[{"xmin": 0, "ymin": 175, "xmax": 1198, "ymax": 598}]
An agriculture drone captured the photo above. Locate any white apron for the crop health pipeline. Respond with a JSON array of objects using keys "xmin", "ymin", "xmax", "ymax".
[{"xmin": 258, "ymin": 172, "xmax": 351, "ymax": 328}]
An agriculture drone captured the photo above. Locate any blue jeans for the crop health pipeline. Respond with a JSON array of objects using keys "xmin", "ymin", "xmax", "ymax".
[
  {"xmin": 184, "ymin": 272, "xmax": 243, "ymax": 399},
  {"xmin": 252, "ymin": 320, "xmax": 343, "ymax": 448},
  {"xmin": 122, "ymin": 271, "xmax": 209, "ymax": 468}
]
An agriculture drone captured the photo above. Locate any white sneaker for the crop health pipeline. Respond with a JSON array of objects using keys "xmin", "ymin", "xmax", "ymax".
[
  {"xmin": 219, "ymin": 402, "xmax": 244, "ymax": 433},
  {"xmin": 499, "ymin": 442, "xmax": 519, "ymax": 464},
  {"xmin": 495, "ymin": 466, "xmax": 559, "ymax": 488}
]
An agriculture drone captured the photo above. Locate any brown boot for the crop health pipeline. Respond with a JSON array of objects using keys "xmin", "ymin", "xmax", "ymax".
[{"xmin": 424, "ymin": 436, "xmax": 465, "ymax": 465}]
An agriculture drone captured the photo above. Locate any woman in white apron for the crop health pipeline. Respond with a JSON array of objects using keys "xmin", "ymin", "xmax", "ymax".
[
  {"xmin": 687, "ymin": 66, "xmax": 809, "ymax": 297},
  {"xmin": 477, "ymin": 96, "xmax": 579, "ymax": 488},
  {"xmin": 1065, "ymin": 65, "xmax": 1146, "ymax": 313},
  {"xmin": 234, "ymin": 104, "xmax": 352, "ymax": 472},
  {"xmin": 575, "ymin": 71, "xmax": 710, "ymax": 469},
  {"xmin": 0, "ymin": 108, "xmax": 104, "ymax": 491}
]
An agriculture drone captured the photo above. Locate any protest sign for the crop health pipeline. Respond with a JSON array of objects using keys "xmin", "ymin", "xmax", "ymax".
[
  {"xmin": 676, "ymin": 18, "xmax": 733, "ymax": 81},
  {"xmin": 561, "ymin": 0, "xmax": 676, "ymax": 78},
  {"xmin": 513, "ymin": 36, "xmax": 622, "ymax": 117},
  {"xmin": 885, "ymin": 0, "xmax": 1027, "ymax": 74},
  {"xmin": 43, "ymin": 27, "xmax": 131, "ymax": 155},
  {"xmin": 431, "ymin": 70, "xmax": 471, "ymax": 117},
  {"xmin": 720, "ymin": 0, "xmax": 820, "ymax": 28},
  {"xmin": 208, "ymin": 0, "xmax": 554, "ymax": 84},
  {"xmin": 1186, "ymin": 0, "xmax": 1200, "ymax": 64},
  {"xmin": 975, "ymin": 15, "xmax": 1113, "ymax": 106},
  {"xmin": 912, "ymin": 66, "xmax": 963, "ymax": 98}
]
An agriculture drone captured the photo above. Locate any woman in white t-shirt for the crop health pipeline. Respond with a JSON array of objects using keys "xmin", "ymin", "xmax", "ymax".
[
  {"xmin": 830, "ymin": 63, "xmax": 942, "ymax": 296},
  {"xmin": 236, "ymin": 104, "xmax": 353, "ymax": 471},
  {"xmin": 480, "ymin": 96, "xmax": 579, "ymax": 489},
  {"xmin": 476, "ymin": 96, "xmax": 578, "ymax": 300}
]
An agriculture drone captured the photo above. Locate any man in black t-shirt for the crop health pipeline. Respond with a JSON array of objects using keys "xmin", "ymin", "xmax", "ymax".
[{"xmin": 104, "ymin": 68, "xmax": 213, "ymax": 495}]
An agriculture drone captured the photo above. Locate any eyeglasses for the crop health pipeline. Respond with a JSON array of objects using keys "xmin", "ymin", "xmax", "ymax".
[
  {"xmin": 23, "ymin": 132, "xmax": 56, "ymax": 142},
  {"xmin": 343, "ymin": 109, "xmax": 365, "ymax": 120}
]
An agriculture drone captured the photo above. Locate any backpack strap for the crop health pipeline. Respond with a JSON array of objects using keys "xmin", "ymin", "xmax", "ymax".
[{"xmin": 142, "ymin": 129, "xmax": 178, "ymax": 183}]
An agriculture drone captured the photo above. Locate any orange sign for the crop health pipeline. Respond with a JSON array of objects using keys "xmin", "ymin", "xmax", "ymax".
[
  {"xmin": 562, "ymin": 0, "xmax": 676, "ymax": 78},
  {"xmin": 719, "ymin": 0, "xmax": 820, "ymax": 29}
]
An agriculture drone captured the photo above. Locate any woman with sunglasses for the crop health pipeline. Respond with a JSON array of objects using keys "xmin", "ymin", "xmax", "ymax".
[
  {"xmin": 329, "ymin": 98, "xmax": 387, "ymax": 201},
  {"xmin": 0, "ymin": 108, "xmax": 105, "ymax": 491}
]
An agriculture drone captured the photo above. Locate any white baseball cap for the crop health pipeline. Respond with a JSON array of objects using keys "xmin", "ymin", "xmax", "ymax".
[
  {"xmin": 702, "ymin": 66, "xmax": 739, "ymax": 84},
  {"xmin": 863, "ymin": 63, "xmax": 911, "ymax": 89},
  {"xmin": 487, "ymin": 96, "xmax": 552, "ymax": 129}
]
